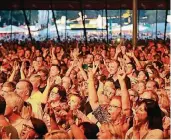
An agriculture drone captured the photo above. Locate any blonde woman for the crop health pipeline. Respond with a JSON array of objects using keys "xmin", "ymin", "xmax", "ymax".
[{"xmin": 97, "ymin": 121, "xmax": 128, "ymax": 139}]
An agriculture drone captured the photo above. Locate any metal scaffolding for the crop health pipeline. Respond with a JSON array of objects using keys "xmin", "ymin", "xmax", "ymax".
[
  {"xmin": 23, "ymin": 10, "xmax": 33, "ymax": 42},
  {"xmin": 80, "ymin": 0, "xmax": 87, "ymax": 45},
  {"xmin": 105, "ymin": 0, "xmax": 109, "ymax": 43},
  {"xmin": 164, "ymin": 9, "xmax": 168, "ymax": 41},
  {"xmin": 47, "ymin": 10, "xmax": 49, "ymax": 39},
  {"xmin": 133, "ymin": 0, "xmax": 137, "ymax": 49},
  {"xmin": 156, "ymin": 10, "xmax": 158, "ymax": 39}
]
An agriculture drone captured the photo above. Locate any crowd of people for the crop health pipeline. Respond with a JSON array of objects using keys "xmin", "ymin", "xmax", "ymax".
[{"xmin": 0, "ymin": 38, "xmax": 170, "ymax": 139}]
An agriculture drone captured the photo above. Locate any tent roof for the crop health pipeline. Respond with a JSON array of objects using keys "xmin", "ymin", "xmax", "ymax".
[{"xmin": 1, "ymin": 0, "xmax": 170, "ymax": 10}]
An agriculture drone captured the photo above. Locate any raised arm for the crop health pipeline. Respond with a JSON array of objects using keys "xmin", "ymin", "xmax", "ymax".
[
  {"xmin": 51, "ymin": 47, "xmax": 57, "ymax": 60},
  {"xmin": 20, "ymin": 62, "xmax": 26, "ymax": 80},
  {"xmin": 87, "ymin": 62, "xmax": 99, "ymax": 110},
  {"xmin": 118, "ymin": 68, "xmax": 131, "ymax": 116},
  {"xmin": 41, "ymin": 77, "xmax": 54, "ymax": 104},
  {"xmin": 48, "ymin": 105, "xmax": 60, "ymax": 131},
  {"xmin": 65, "ymin": 61, "xmax": 75, "ymax": 77},
  {"xmin": 127, "ymin": 51, "xmax": 142, "ymax": 70},
  {"xmin": 8, "ymin": 61, "xmax": 19, "ymax": 82},
  {"xmin": 77, "ymin": 58, "xmax": 87, "ymax": 80},
  {"xmin": 97, "ymin": 81, "xmax": 106, "ymax": 104},
  {"xmin": 114, "ymin": 44, "xmax": 122, "ymax": 60}
]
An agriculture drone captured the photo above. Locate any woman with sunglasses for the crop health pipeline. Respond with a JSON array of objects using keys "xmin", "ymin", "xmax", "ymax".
[
  {"xmin": 42, "ymin": 84, "xmax": 68, "ymax": 131},
  {"xmin": 125, "ymin": 99, "xmax": 163, "ymax": 139}
]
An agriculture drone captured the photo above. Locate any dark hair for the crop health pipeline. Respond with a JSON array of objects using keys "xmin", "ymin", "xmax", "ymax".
[
  {"xmin": 127, "ymin": 62, "xmax": 136, "ymax": 71},
  {"xmin": 145, "ymin": 65, "xmax": 159, "ymax": 78},
  {"xmin": 25, "ymin": 48, "xmax": 31, "ymax": 52},
  {"xmin": 138, "ymin": 99, "xmax": 163, "ymax": 130},
  {"xmin": 2, "ymin": 81, "xmax": 16, "ymax": 92},
  {"xmin": 165, "ymin": 72, "xmax": 170, "ymax": 79},
  {"xmin": 60, "ymin": 64, "xmax": 68, "ymax": 75},
  {"xmin": 78, "ymin": 122, "xmax": 99, "ymax": 139},
  {"xmin": 30, "ymin": 117, "xmax": 48, "ymax": 139},
  {"xmin": 49, "ymin": 84, "xmax": 67, "ymax": 102},
  {"xmin": 0, "ymin": 95, "xmax": 6, "ymax": 115},
  {"xmin": 138, "ymin": 70, "xmax": 149, "ymax": 82},
  {"xmin": 0, "ymin": 72, "xmax": 7, "ymax": 83},
  {"xmin": 153, "ymin": 61, "xmax": 163, "ymax": 70},
  {"xmin": 37, "ymin": 68, "xmax": 49, "ymax": 78}
]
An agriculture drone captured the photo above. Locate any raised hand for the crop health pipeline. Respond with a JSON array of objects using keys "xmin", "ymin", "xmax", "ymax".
[
  {"xmin": 43, "ymin": 48, "xmax": 49, "ymax": 57},
  {"xmin": 78, "ymin": 58, "xmax": 83, "ymax": 68},
  {"xmin": 104, "ymin": 59, "xmax": 110, "ymax": 71},
  {"xmin": 76, "ymin": 110, "xmax": 91, "ymax": 123},
  {"xmin": 92, "ymin": 61, "xmax": 99, "ymax": 74},
  {"xmin": 87, "ymin": 61, "xmax": 99, "ymax": 80},
  {"xmin": 28, "ymin": 65, "xmax": 34, "ymax": 73},
  {"xmin": 13, "ymin": 61, "xmax": 20, "ymax": 71},
  {"xmin": 117, "ymin": 67, "xmax": 126, "ymax": 81},
  {"xmin": 121, "ymin": 45, "xmax": 126, "ymax": 55},
  {"xmin": 51, "ymin": 47, "xmax": 56, "ymax": 54},
  {"xmin": 163, "ymin": 116, "xmax": 170, "ymax": 130},
  {"xmin": 71, "ymin": 48, "xmax": 80, "ymax": 59},
  {"xmin": 47, "ymin": 76, "xmax": 55, "ymax": 87},
  {"xmin": 116, "ymin": 45, "xmax": 122, "ymax": 55},
  {"xmin": 58, "ymin": 110, "xmax": 68, "ymax": 117},
  {"xmin": 20, "ymin": 62, "xmax": 26, "ymax": 72},
  {"xmin": 126, "ymin": 50, "xmax": 135, "ymax": 58},
  {"xmin": 133, "ymin": 114, "xmax": 140, "ymax": 131},
  {"xmin": 70, "ymin": 60, "xmax": 76, "ymax": 68},
  {"xmin": 46, "ymin": 103, "xmax": 56, "ymax": 119}
]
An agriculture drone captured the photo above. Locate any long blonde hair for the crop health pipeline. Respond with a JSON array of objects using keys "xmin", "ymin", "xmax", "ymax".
[{"xmin": 101, "ymin": 122, "xmax": 125, "ymax": 139}]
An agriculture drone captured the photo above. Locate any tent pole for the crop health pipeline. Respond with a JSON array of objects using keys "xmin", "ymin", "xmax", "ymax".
[
  {"xmin": 51, "ymin": 10, "xmax": 61, "ymax": 42},
  {"xmin": 80, "ymin": 0, "xmax": 87, "ymax": 45},
  {"xmin": 102, "ymin": 10, "xmax": 104, "ymax": 38},
  {"xmin": 132, "ymin": 0, "xmax": 137, "ymax": 50},
  {"xmin": 10, "ymin": 10, "xmax": 12, "ymax": 41},
  {"xmin": 47, "ymin": 10, "xmax": 49, "ymax": 40},
  {"xmin": 164, "ymin": 9, "xmax": 168, "ymax": 41},
  {"xmin": 50, "ymin": 0, "xmax": 61, "ymax": 43},
  {"xmin": 138, "ymin": 10, "xmax": 140, "ymax": 38},
  {"xmin": 105, "ymin": 0, "xmax": 108, "ymax": 44},
  {"xmin": 120, "ymin": 0, "xmax": 122, "ymax": 39},
  {"xmin": 29, "ymin": 10, "xmax": 31, "ymax": 22},
  {"xmin": 23, "ymin": 10, "xmax": 33, "ymax": 42},
  {"xmin": 65, "ymin": 10, "xmax": 67, "ymax": 40},
  {"xmin": 156, "ymin": 10, "xmax": 158, "ymax": 39}
]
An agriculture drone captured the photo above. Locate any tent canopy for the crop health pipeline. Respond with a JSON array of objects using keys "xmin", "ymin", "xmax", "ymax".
[
  {"xmin": 0, "ymin": 0, "xmax": 169, "ymax": 10},
  {"xmin": 0, "ymin": 25, "xmax": 26, "ymax": 33}
]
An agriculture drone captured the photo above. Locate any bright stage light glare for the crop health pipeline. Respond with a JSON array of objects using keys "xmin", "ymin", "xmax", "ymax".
[{"xmin": 117, "ymin": 38, "xmax": 120, "ymax": 42}]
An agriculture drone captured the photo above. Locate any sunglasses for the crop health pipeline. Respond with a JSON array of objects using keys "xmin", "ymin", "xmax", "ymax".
[
  {"xmin": 23, "ymin": 101, "xmax": 31, "ymax": 107},
  {"xmin": 22, "ymin": 124, "xmax": 34, "ymax": 131}
]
